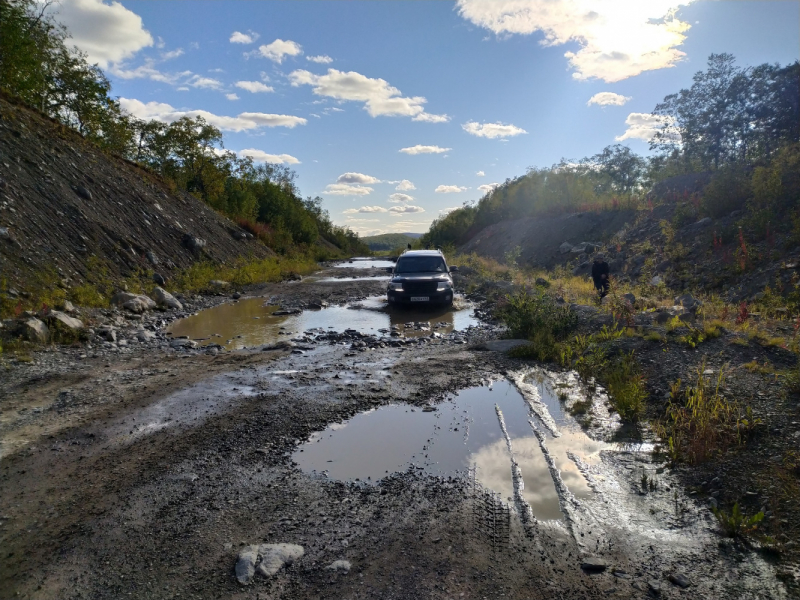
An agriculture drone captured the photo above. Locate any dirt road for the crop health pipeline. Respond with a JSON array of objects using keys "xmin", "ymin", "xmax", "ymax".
[{"xmin": 0, "ymin": 264, "xmax": 789, "ymax": 599}]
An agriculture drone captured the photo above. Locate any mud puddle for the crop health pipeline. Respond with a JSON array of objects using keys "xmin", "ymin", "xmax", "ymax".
[
  {"xmin": 333, "ymin": 257, "xmax": 395, "ymax": 269},
  {"xmin": 294, "ymin": 379, "xmax": 607, "ymax": 520},
  {"xmin": 167, "ymin": 296, "xmax": 478, "ymax": 349}
]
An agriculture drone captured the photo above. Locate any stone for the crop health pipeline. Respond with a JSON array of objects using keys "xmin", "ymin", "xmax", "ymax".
[
  {"xmin": 209, "ymin": 280, "xmax": 229, "ymax": 289},
  {"xmin": 111, "ymin": 292, "xmax": 156, "ymax": 313},
  {"xmin": 476, "ymin": 339, "xmax": 531, "ymax": 352},
  {"xmin": 668, "ymin": 573, "xmax": 691, "ymax": 588},
  {"xmin": 559, "ymin": 242, "xmax": 573, "ymax": 254},
  {"xmin": 97, "ymin": 327, "xmax": 116, "ymax": 342},
  {"xmin": 609, "ymin": 259, "xmax": 623, "ymax": 273},
  {"xmin": 535, "ymin": 277, "xmax": 550, "ymax": 288},
  {"xmin": 170, "ymin": 338, "xmax": 197, "ymax": 349},
  {"xmin": 152, "ymin": 286, "xmax": 183, "ymax": 310},
  {"xmin": 145, "ymin": 250, "xmax": 159, "ymax": 266},
  {"xmin": 60, "ymin": 300, "xmax": 76, "ymax": 313},
  {"xmin": 0, "ymin": 227, "xmax": 10, "ymax": 240},
  {"xmin": 232, "ymin": 292, "xmax": 241, "ymax": 300},
  {"xmin": 622, "ymin": 293, "xmax": 636, "ymax": 306},
  {"xmin": 580, "ymin": 557, "xmax": 608, "ymax": 572},
  {"xmin": 326, "ymin": 560, "xmax": 351, "ymax": 573},
  {"xmin": 647, "ymin": 580, "xmax": 662, "ymax": 596},
  {"xmin": 182, "ymin": 234, "xmax": 206, "ymax": 254},
  {"xmin": 572, "ymin": 262, "xmax": 590, "ymax": 276},
  {"xmin": 571, "ymin": 242, "xmax": 588, "ymax": 254},
  {"xmin": 136, "ymin": 329, "xmax": 155, "ymax": 342},
  {"xmin": 74, "ymin": 185, "xmax": 92, "ymax": 201},
  {"xmin": 674, "ymin": 293, "xmax": 702, "ymax": 311},
  {"xmin": 18, "ymin": 318, "xmax": 49, "ymax": 343},
  {"xmin": 152, "ymin": 273, "xmax": 166, "ymax": 286},
  {"xmin": 46, "ymin": 310, "xmax": 83, "ymax": 331},
  {"xmin": 685, "ymin": 217, "xmax": 712, "ymax": 230},
  {"xmin": 650, "ymin": 275, "xmax": 663, "ymax": 286},
  {"xmin": 236, "ymin": 543, "xmax": 304, "ymax": 583}
]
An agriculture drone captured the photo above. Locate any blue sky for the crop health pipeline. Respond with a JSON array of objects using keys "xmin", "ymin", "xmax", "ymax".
[{"xmin": 48, "ymin": 0, "xmax": 799, "ymax": 235}]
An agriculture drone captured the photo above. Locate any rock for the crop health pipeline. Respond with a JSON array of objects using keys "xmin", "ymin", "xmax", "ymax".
[
  {"xmin": 46, "ymin": 310, "xmax": 83, "ymax": 331},
  {"xmin": 572, "ymin": 262, "xmax": 590, "ymax": 276},
  {"xmin": 236, "ymin": 543, "xmax": 304, "ymax": 583},
  {"xmin": 209, "ymin": 280, "xmax": 229, "ymax": 289},
  {"xmin": 476, "ymin": 339, "xmax": 531, "ymax": 352},
  {"xmin": 622, "ymin": 293, "xmax": 636, "ymax": 306},
  {"xmin": 571, "ymin": 242, "xmax": 588, "ymax": 254},
  {"xmin": 647, "ymin": 580, "xmax": 662, "ymax": 596},
  {"xmin": 656, "ymin": 259, "xmax": 672, "ymax": 273},
  {"xmin": 111, "ymin": 292, "xmax": 156, "ymax": 313},
  {"xmin": 152, "ymin": 273, "xmax": 166, "ymax": 286},
  {"xmin": 182, "ymin": 234, "xmax": 206, "ymax": 255},
  {"xmin": 73, "ymin": 185, "xmax": 92, "ymax": 201},
  {"xmin": 231, "ymin": 292, "xmax": 241, "ymax": 300},
  {"xmin": 685, "ymin": 217, "xmax": 712, "ymax": 230},
  {"xmin": 326, "ymin": 560, "xmax": 351, "ymax": 573},
  {"xmin": 60, "ymin": 300, "xmax": 76, "ymax": 313},
  {"xmin": 18, "ymin": 317, "xmax": 49, "ymax": 343},
  {"xmin": 235, "ymin": 546, "xmax": 259, "ymax": 585},
  {"xmin": 273, "ymin": 308, "xmax": 301, "ymax": 316},
  {"xmin": 559, "ymin": 242, "xmax": 573, "ymax": 254},
  {"xmin": 136, "ymin": 329, "xmax": 155, "ymax": 342},
  {"xmin": 535, "ymin": 277, "xmax": 550, "ymax": 288},
  {"xmin": 152, "ymin": 286, "xmax": 183, "ymax": 310},
  {"xmin": 609, "ymin": 259, "xmax": 623, "ymax": 273},
  {"xmin": 674, "ymin": 293, "xmax": 702, "ymax": 311},
  {"xmin": 145, "ymin": 250, "xmax": 159, "ymax": 266},
  {"xmin": 0, "ymin": 227, "xmax": 10, "ymax": 240},
  {"xmin": 580, "ymin": 557, "xmax": 608, "ymax": 572},
  {"xmin": 170, "ymin": 338, "xmax": 197, "ymax": 349},
  {"xmin": 668, "ymin": 573, "xmax": 691, "ymax": 588},
  {"xmin": 650, "ymin": 275, "xmax": 663, "ymax": 286},
  {"xmin": 97, "ymin": 327, "xmax": 117, "ymax": 342}
]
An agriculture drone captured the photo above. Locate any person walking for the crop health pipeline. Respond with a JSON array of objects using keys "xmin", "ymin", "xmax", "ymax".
[{"xmin": 591, "ymin": 254, "xmax": 610, "ymax": 298}]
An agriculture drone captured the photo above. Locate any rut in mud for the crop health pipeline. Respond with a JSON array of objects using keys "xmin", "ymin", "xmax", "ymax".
[{"xmin": 0, "ymin": 262, "xmax": 791, "ymax": 599}]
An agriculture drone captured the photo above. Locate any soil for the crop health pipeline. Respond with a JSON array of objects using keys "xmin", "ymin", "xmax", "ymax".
[
  {"xmin": 0, "ymin": 94, "xmax": 269, "ymax": 290},
  {"xmin": 1, "ymin": 266, "xmax": 796, "ymax": 599}
]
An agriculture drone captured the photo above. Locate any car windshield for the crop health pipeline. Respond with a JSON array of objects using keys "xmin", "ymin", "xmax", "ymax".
[{"xmin": 394, "ymin": 256, "xmax": 447, "ymax": 273}]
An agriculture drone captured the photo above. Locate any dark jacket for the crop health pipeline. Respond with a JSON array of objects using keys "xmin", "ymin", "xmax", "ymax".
[{"xmin": 591, "ymin": 261, "xmax": 610, "ymax": 285}]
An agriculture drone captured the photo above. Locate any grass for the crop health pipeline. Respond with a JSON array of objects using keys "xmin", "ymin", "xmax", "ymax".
[
  {"xmin": 655, "ymin": 364, "xmax": 760, "ymax": 464},
  {"xmin": 172, "ymin": 254, "xmax": 318, "ymax": 293},
  {"xmin": 603, "ymin": 352, "xmax": 647, "ymax": 421},
  {"xmin": 713, "ymin": 503, "xmax": 765, "ymax": 538}
]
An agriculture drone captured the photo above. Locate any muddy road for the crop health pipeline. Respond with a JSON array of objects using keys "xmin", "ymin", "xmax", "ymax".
[{"xmin": 0, "ymin": 262, "xmax": 789, "ymax": 599}]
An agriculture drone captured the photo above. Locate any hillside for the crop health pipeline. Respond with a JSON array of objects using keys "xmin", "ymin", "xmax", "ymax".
[
  {"xmin": 0, "ymin": 95, "xmax": 271, "ymax": 291},
  {"xmin": 361, "ymin": 232, "xmax": 420, "ymax": 251}
]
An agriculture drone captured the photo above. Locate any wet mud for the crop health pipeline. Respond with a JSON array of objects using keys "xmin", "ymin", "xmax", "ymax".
[{"xmin": 0, "ymin": 263, "xmax": 792, "ymax": 599}]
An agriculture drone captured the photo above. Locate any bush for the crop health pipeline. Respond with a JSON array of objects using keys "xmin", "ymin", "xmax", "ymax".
[
  {"xmin": 604, "ymin": 352, "xmax": 647, "ymax": 421},
  {"xmin": 702, "ymin": 167, "xmax": 752, "ymax": 218},
  {"xmin": 499, "ymin": 289, "xmax": 578, "ymax": 341}
]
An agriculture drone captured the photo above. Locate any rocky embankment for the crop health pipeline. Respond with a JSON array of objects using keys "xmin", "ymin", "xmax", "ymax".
[{"xmin": 0, "ymin": 93, "xmax": 269, "ymax": 291}]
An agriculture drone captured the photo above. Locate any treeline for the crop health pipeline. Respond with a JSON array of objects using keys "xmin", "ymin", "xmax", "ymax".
[
  {"xmin": 421, "ymin": 54, "xmax": 799, "ymax": 248},
  {"xmin": 0, "ymin": 0, "xmax": 367, "ymax": 256}
]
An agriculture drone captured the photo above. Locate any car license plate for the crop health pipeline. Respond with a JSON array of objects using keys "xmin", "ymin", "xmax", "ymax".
[{"xmin": 410, "ymin": 296, "xmax": 429, "ymax": 302}]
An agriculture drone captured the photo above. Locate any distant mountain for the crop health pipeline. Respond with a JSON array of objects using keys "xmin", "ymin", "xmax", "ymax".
[{"xmin": 360, "ymin": 233, "xmax": 421, "ymax": 251}]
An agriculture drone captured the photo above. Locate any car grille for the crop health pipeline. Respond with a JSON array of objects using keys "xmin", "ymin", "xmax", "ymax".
[{"xmin": 403, "ymin": 281, "xmax": 438, "ymax": 295}]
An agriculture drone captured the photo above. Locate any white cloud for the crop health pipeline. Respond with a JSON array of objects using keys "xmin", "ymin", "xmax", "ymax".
[
  {"xmin": 325, "ymin": 184, "xmax": 374, "ymax": 196},
  {"xmin": 456, "ymin": 0, "xmax": 694, "ymax": 82},
  {"xmin": 615, "ymin": 112, "xmax": 678, "ymax": 142},
  {"xmin": 412, "ymin": 112, "xmax": 451, "ymax": 123},
  {"xmin": 289, "ymin": 68, "xmax": 444, "ymax": 121},
  {"xmin": 239, "ymin": 149, "xmax": 300, "ymax": 165},
  {"xmin": 119, "ymin": 98, "xmax": 307, "ymax": 132},
  {"xmin": 435, "ymin": 185, "xmax": 468, "ymax": 193},
  {"xmin": 476, "ymin": 170, "xmax": 485, "ymax": 176},
  {"xmin": 235, "ymin": 80, "xmax": 275, "ymax": 93},
  {"xmin": 230, "ymin": 31, "xmax": 258, "ymax": 44},
  {"xmin": 188, "ymin": 75, "xmax": 222, "ymax": 89},
  {"xmin": 388, "ymin": 193, "xmax": 415, "ymax": 203},
  {"xmin": 396, "ymin": 179, "xmax": 416, "ymax": 191},
  {"xmin": 337, "ymin": 173, "xmax": 381, "ymax": 185},
  {"xmin": 343, "ymin": 206, "xmax": 388, "ymax": 214},
  {"xmin": 462, "ymin": 121, "xmax": 527, "ymax": 139},
  {"xmin": 479, "ymin": 183, "xmax": 500, "ymax": 194},
  {"xmin": 399, "ymin": 145, "xmax": 451, "ymax": 155},
  {"xmin": 389, "ymin": 205, "xmax": 425, "ymax": 215},
  {"xmin": 46, "ymin": 0, "xmax": 153, "ymax": 68},
  {"xmin": 258, "ymin": 39, "xmax": 303, "ymax": 63},
  {"xmin": 307, "ymin": 55, "xmax": 333, "ymax": 64},
  {"xmin": 110, "ymin": 61, "xmax": 191, "ymax": 85},
  {"xmin": 160, "ymin": 48, "xmax": 184, "ymax": 61},
  {"xmin": 225, "ymin": 93, "xmax": 239, "ymax": 101},
  {"xmin": 588, "ymin": 92, "xmax": 631, "ymax": 106}
]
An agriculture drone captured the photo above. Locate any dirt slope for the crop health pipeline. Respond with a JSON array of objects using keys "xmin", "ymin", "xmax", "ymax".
[{"xmin": 0, "ymin": 95, "xmax": 270, "ymax": 290}]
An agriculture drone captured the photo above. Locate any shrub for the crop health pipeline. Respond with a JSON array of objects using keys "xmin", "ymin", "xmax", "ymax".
[
  {"xmin": 713, "ymin": 503, "xmax": 764, "ymax": 538},
  {"xmin": 604, "ymin": 352, "xmax": 647, "ymax": 422},
  {"xmin": 702, "ymin": 167, "xmax": 752, "ymax": 218},
  {"xmin": 499, "ymin": 289, "xmax": 578, "ymax": 341}
]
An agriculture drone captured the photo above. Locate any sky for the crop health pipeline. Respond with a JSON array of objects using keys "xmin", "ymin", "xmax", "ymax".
[{"xmin": 46, "ymin": 0, "xmax": 799, "ymax": 236}]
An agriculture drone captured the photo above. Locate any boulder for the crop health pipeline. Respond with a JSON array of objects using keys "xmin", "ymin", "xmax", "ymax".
[
  {"xmin": 571, "ymin": 242, "xmax": 588, "ymax": 254},
  {"xmin": 152, "ymin": 286, "xmax": 183, "ymax": 310},
  {"xmin": 182, "ymin": 234, "xmax": 206, "ymax": 255},
  {"xmin": 674, "ymin": 293, "xmax": 702, "ymax": 312},
  {"xmin": 170, "ymin": 338, "xmax": 197, "ymax": 349},
  {"xmin": 97, "ymin": 327, "xmax": 117, "ymax": 342},
  {"xmin": 572, "ymin": 262, "xmax": 591, "ymax": 276},
  {"xmin": 59, "ymin": 299, "xmax": 76, "ymax": 313},
  {"xmin": 559, "ymin": 242, "xmax": 573, "ymax": 254},
  {"xmin": 136, "ymin": 329, "xmax": 155, "ymax": 342},
  {"xmin": 18, "ymin": 317, "xmax": 49, "ymax": 343},
  {"xmin": 73, "ymin": 185, "xmax": 92, "ymax": 201},
  {"xmin": 580, "ymin": 557, "xmax": 608, "ymax": 572},
  {"xmin": 608, "ymin": 259, "xmax": 623, "ymax": 273},
  {"xmin": 534, "ymin": 277, "xmax": 550, "ymax": 288},
  {"xmin": 622, "ymin": 293, "xmax": 636, "ymax": 306},
  {"xmin": 111, "ymin": 291, "xmax": 157, "ymax": 313},
  {"xmin": 209, "ymin": 280, "xmax": 230, "ymax": 289},
  {"xmin": 46, "ymin": 310, "xmax": 83, "ymax": 331},
  {"xmin": 236, "ymin": 543, "xmax": 304, "ymax": 584},
  {"xmin": 145, "ymin": 250, "xmax": 159, "ymax": 266},
  {"xmin": 326, "ymin": 560, "xmax": 351, "ymax": 573},
  {"xmin": 650, "ymin": 275, "xmax": 663, "ymax": 286},
  {"xmin": 152, "ymin": 273, "xmax": 166, "ymax": 286}
]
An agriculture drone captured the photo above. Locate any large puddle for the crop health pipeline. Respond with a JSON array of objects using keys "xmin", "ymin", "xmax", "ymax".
[
  {"xmin": 293, "ymin": 378, "xmax": 608, "ymax": 521},
  {"xmin": 167, "ymin": 296, "xmax": 478, "ymax": 349},
  {"xmin": 333, "ymin": 257, "xmax": 395, "ymax": 269}
]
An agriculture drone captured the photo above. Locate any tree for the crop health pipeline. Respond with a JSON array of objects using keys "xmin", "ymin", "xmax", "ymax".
[{"xmin": 586, "ymin": 145, "xmax": 645, "ymax": 194}]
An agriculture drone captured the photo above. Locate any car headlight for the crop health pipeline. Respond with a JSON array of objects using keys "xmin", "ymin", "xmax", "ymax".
[
  {"xmin": 388, "ymin": 282, "xmax": 403, "ymax": 291},
  {"xmin": 437, "ymin": 281, "xmax": 452, "ymax": 291}
]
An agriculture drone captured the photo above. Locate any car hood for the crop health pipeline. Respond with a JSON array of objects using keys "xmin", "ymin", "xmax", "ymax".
[{"xmin": 391, "ymin": 274, "xmax": 451, "ymax": 282}]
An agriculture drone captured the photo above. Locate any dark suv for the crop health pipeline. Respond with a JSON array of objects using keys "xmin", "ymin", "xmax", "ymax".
[{"xmin": 386, "ymin": 250, "xmax": 458, "ymax": 306}]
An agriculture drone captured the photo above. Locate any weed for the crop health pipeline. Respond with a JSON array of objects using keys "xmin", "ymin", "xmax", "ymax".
[
  {"xmin": 604, "ymin": 352, "xmax": 647, "ymax": 422},
  {"xmin": 645, "ymin": 331, "xmax": 665, "ymax": 343},
  {"xmin": 569, "ymin": 399, "xmax": 592, "ymax": 416},
  {"xmin": 499, "ymin": 289, "xmax": 578, "ymax": 342},
  {"xmin": 713, "ymin": 503, "xmax": 764, "ymax": 538}
]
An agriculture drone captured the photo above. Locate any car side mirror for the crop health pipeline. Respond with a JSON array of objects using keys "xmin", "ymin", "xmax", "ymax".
[{"xmin": 449, "ymin": 266, "xmax": 459, "ymax": 273}]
